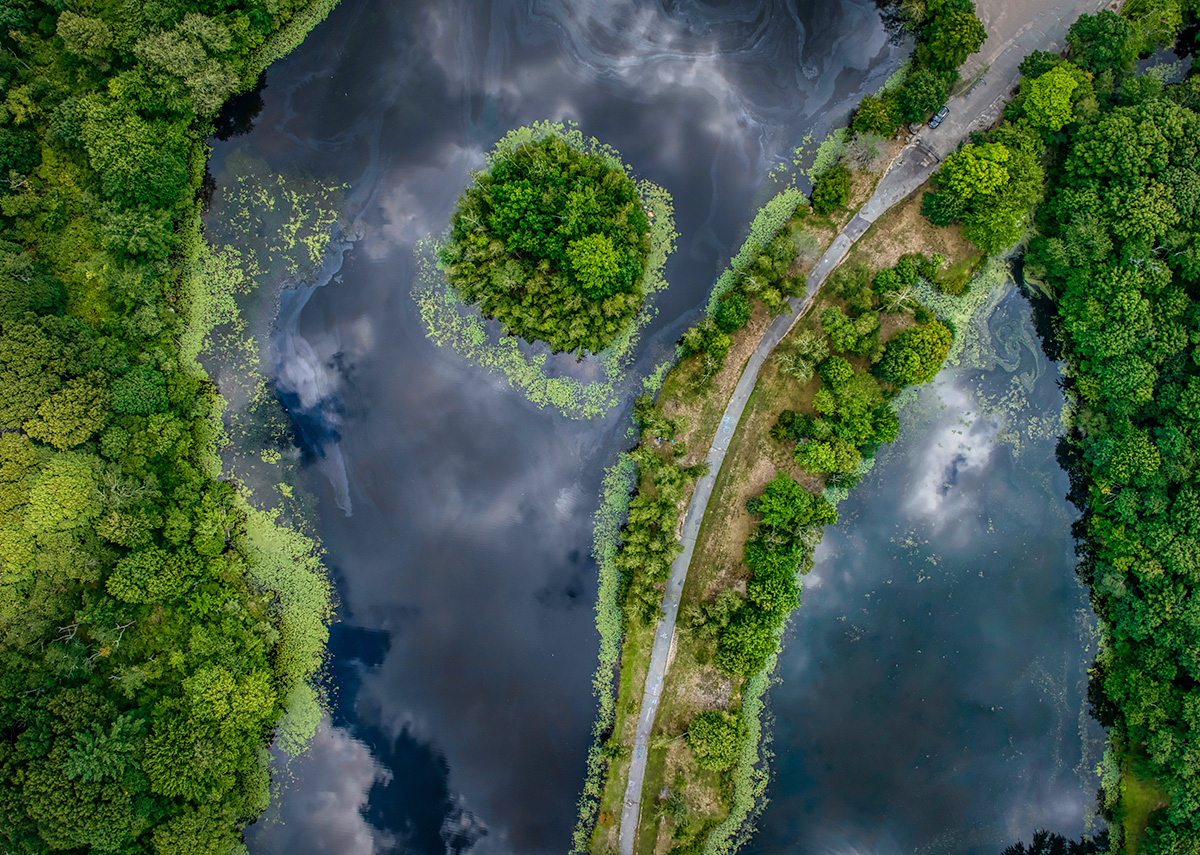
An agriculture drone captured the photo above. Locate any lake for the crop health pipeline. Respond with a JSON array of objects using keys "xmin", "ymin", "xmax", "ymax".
[{"xmin": 206, "ymin": 2, "xmax": 1096, "ymax": 853}]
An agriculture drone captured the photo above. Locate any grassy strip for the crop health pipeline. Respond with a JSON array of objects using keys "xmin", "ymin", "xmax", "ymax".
[{"xmin": 576, "ymin": 189, "xmax": 815, "ymax": 853}]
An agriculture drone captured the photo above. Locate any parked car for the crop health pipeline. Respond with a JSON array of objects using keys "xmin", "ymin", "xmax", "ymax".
[{"xmin": 928, "ymin": 106, "xmax": 950, "ymax": 129}]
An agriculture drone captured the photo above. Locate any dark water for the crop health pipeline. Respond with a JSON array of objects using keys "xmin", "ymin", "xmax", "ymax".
[
  {"xmin": 218, "ymin": 1, "xmax": 903, "ymax": 853},
  {"xmin": 748, "ymin": 287, "xmax": 1102, "ymax": 855}
]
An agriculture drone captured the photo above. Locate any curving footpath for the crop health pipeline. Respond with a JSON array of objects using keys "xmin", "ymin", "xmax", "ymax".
[{"xmin": 615, "ymin": 0, "xmax": 1112, "ymax": 850}]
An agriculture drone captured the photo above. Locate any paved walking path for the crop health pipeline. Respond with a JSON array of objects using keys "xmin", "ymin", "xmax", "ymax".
[{"xmin": 616, "ymin": 2, "xmax": 1111, "ymax": 849}]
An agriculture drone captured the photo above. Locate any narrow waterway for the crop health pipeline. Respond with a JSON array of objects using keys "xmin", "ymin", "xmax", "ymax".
[
  {"xmin": 749, "ymin": 284, "xmax": 1103, "ymax": 855},
  {"xmin": 210, "ymin": 1, "xmax": 903, "ymax": 853}
]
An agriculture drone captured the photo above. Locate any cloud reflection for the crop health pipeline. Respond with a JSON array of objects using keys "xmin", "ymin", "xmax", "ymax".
[
  {"xmin": 249, "ymin": 719, "xmax": 392, "ymax": 855},
  {"xmin": 904, "ymin": 377, "xmax": 999, "ymax": 528}
]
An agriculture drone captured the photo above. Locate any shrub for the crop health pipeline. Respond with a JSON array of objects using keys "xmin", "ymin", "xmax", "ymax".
[
  {"xmin": 878, "ymin": 320, "xmax": 953, "ymax": 386},
  {"xmin": 811, "ymin": 163, "xmax": 852, "ymax": 215},
  {"xmin": 686, "ymin": 710, "xmax": 745, "ymax": 771},
  {"xmin": 818, "ymin": 356, "xmax": 854, "ymax": 390},
  {"xmin": 714, "ymin": 291, "xmax": 752, "ymax": 333}
]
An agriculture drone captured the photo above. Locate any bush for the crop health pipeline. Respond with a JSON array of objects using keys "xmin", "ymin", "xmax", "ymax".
[
  {"xmin": 818, "ymin": 356, "xmax": 854, "ymax": 390},
  {"xmin": 714, "ymin": 291, "xmax": 752, "ymax": 333},
  {"xmin": 878, "ymin": 320, "xmax": 953, "ymax": 386},
  {"xmin": 811, "ymin": 163, "xmax": 852, "ymax": 215},
  {"xmin": 852, "ymin": 93, "xmax": 899, "ymax": 136},
  {"xmin": 686, "ymin": 710, "xmax": 745, "ymax": 771},
  {"xmin": 715, "ymin": 611, "xmax": 777, "ymax": 675}
]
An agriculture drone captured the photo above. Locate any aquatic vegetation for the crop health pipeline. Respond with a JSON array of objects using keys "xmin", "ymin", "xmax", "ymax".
[
  {"xmin": 572, "ymin": 452, "xmax": 639, "ymax": 852},
  {"xmin": 704, "ymin": 189, "xmax": 806, "ymax": 314}
]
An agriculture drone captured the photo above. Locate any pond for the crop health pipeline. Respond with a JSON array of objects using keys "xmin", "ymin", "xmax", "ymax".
[{"xmin": 207, "ymin": 2, "xmax": 1097, "ymax": 853}]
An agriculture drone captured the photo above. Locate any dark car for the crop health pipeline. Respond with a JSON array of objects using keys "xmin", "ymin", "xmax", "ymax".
[{"xmin": 928, "ymin": 106, "xmax": 950, "ymax": 128}]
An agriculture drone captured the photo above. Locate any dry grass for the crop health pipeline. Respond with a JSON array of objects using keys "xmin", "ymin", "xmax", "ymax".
[
  {"xmin": 850, "ymin": 178, "xmax": 983, "ymax": 275},
  {"xmin": 661, "ymin": 301, "xmax": 774, "ymax": 469}
]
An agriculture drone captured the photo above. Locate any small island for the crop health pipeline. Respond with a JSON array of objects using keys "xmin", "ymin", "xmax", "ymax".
[{"xmin": 440, "ymin": 133, "xmax": 653, "ymax": 354}]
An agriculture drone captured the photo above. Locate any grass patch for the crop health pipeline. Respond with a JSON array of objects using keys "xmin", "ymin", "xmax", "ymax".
[
  {"xmin": 847, "ymin": 178, "xmax": 983, "ymax": 278},
  {"xmin": 1121, "ymin": 757, "xmax": 1169, "ymax": 855}
]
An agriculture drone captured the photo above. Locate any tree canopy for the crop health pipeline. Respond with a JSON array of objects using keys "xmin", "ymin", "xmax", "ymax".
[
  {"xmin": 1021, "ymin": 47, "xmax": 1200, "ymax": 853},
  {"xmin": 440, "ymin": 133, "xmax": 652, "ymax": 354}
]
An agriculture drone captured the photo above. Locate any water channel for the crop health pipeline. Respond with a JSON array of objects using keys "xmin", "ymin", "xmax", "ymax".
[{"xmin": 205, "ymin": 1, "xmax": 1099, "ymax": 853}]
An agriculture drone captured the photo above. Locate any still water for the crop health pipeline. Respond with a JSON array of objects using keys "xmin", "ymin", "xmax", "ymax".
[
  {"xmin": 207, "ymin": 0, "xmax": 1094, "ymax": 853},
  {"xmin": 749, "ymin": 287, "xmax": 1101, "ymax": 855}
]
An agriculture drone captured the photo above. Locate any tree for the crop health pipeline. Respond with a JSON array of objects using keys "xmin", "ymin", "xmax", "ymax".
[
  {"xmin": 752, "ymin": 472, "xmax": 814, "ymax": 531},
  {"xmin": 1020, "ymin": 50, "xmax": 1064, "ymax": 79},
  {"xmin": 852, "ymin": 94, "xmax": 899, "ymax": 136},
  {"xmin": 106, "ymin": 547, "xmax": 192, "ymax": 604},
  {"xmin": 939, "ymin": 142, "xmax": 1011, "ymax": 200},
  {"xmin": 714, "ymin": 290, "xmax": 751, "ymax": 332},
  {"xmin": 567, "ymin": 233, "xmax": 621, "ymax": 298},
  {"xmin": 1022, "ymin": 64, "xmax": 1083, "ymax": 131},
  {"xmin": 795, "ymin": 435, "xmax": 860, "ymax": 474},
  {"xmin": 23, "ymin": 452, "xmax": 101, "ymax": 534},
  {"xmin": 0, "ymin": 314, "xmax": 102, "ymax": 430},
  {"xmin": 22, "ymin": 374, "xmax": 110, "ymax": 449},
  {"xmin": 812, "ymin": 163, "xmax": 852, "ymax": 214},
  {"xmin": 56, "ymin": 13, "xmax": 113, "ymax": 64},
  {"xmin": 686, "ymin": 710, "xmax": 745, "ymax": 771},
  {"xmin": 897, "ymin": 67, "xmax": 955, "ymax": 123},
  {"xmin": 879, "ymin": 321, "xmax": 953, "ymax": 386},
  {"xmin": 925, "ymin": 0, "xmax": 987, "ymax": 70},
  {"xmin": 746, "ymin": 570, "xmax": 799, "ymax": 617},
  {"xmin": 151, "ymin": 804, "xmax": 244, "ymax": 855},
  {"xmin": 715, "ymin": 612, "xmax": 777, "ymax": 675},
  {"xmin": 818, "ymin": 356, "xmax": 854, "ymax": 390},
  {"xmin": 64, "ymin": 716, "xmax": 145, "ymax": 784},
  {"xmin": 1066, "ymin": 10, "xmax": 1135, "ymax": 76},
  {"xmin": 111, "ymin": 365, "xmax": 169, "ymax": 415}
]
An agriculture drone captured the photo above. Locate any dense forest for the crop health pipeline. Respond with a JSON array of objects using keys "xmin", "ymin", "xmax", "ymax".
[
  {"xmin": 440, "ymin": 133, "xmax": 652, "ymax": 354},
  {"xmin": 0, "ymin": 0, "xmax": 335, "ymax": 852},
  {"xmin": 918, "ymin": 5, "xmax": 1200, "ymax": 849}
]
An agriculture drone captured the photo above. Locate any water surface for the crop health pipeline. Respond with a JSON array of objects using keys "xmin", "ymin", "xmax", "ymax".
[
  {"xmin": 218, "ymin": 1, "xmax": 903, "ymax": 853},
  {"xmin": 748, "ymin": 286, "xmax": 1102, "ymax": 855}
]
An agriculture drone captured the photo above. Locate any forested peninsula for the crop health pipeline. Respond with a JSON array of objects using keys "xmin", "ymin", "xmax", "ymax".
[{"xmin": 0, "ymin": 0, "xmax": 336, "ymax": 851}]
